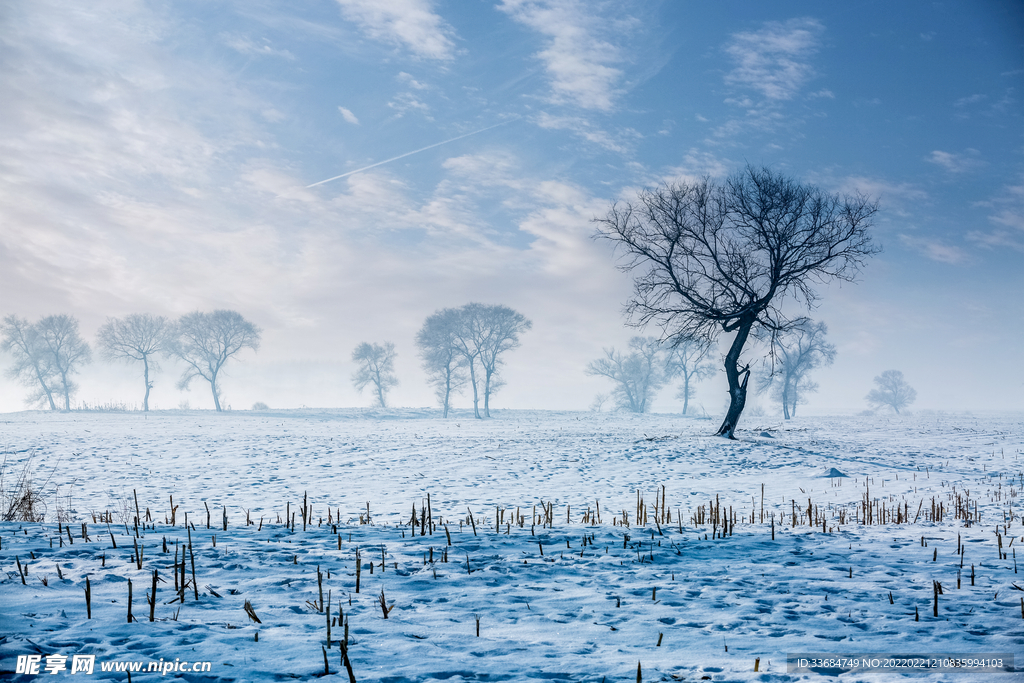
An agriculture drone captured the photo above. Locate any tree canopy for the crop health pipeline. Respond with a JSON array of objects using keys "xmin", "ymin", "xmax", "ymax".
[{"xmin": 596, "ymin": 166, "xmax": 878, "ymax": 437}]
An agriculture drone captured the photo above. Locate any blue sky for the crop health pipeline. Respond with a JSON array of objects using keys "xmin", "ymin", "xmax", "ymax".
[{"xmin": 0, "ymin": 0, "xmax": 1021, "ymax": 414}]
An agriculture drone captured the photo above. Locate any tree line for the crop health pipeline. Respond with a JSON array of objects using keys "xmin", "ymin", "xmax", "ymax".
[
  {"xmin": 585, "ymin": 318, "xmax": 839, "ymax": 418},
  {"xmin": 0, "ymin": 302, "xmax": 534, "ymax": 418},
  {"xmin": 353, "ymin": 303, "xmax": 532, "ymax": 419},
  {"xmin": 1, "ymin": 311, "xmax": 260, "ymax": 412}
]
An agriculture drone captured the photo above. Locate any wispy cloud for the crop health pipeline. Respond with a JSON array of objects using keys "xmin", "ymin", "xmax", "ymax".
[
  {"xmin": 899, "ymin": 234, "xmax": 971, "ymax": 265},
  {"xmin": 811, "ymin": 174, "xmax": 928, "ymax": 220},
  {"xmin": 967, "ymin": 179, "xmax": 1024, "ymax": 253},
  {"xmin": 724, "ymin": 18, "xmax": 824, "ymax": 101},
  {"xmin": 388, "ymin": 92, "xmax": 431, "ymax": 118},
  {"xmin": 334, "ymin": 0, "xmax": 456, "ymax": 60},
  {"xmin": 954, "ymin": 93, "xmax": 986, "ymax": 107},
  {"xmin": 498, "ymin": 0, "xmax": 633, "ymax": 111},
  {"xmin": 337, "ymin": 107, "xmax": 360, "ymax": 125},
  {"xmin": 831, "ymin": 175, "xmax": 928, "ymax": 203},
  {"xmin": 222, "ymin": 34, "xmax": 295, "ymax": 60},
  {"xmin": 534, "ymin": 112, "xmax": 635, "ymax": 153},
  {"xmin": 397, "ymin": 72, "xmax": 430, "ymax": 90},
  {"xmin": 926, "ymin": 149, "xmax": 984, "ymax": 173}
]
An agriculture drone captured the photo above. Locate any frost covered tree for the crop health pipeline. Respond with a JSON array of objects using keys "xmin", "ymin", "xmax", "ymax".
[
  {"xmin": 167, "ymin": 310, "xmax": 261, "ymax": 411},
  {"xmin": 416, "ymin": 310, "xmax": 467, "ymax": 418},
  {"xmin": 0, "ymin": 315, "xmax": 59, "ymax": 410},
  {"xmin": 758, "ymin": 321, "xmax": 836, "ymax": 419},
  {"xmin": 663, "ymin": 337, "xmax": 715, "ymax": 416},
  {"xmin": 474, "ymin": 305, "xmax": 531, "ymax": 418},
  {"xmin": 586, "ymin": 336, "xmax": 665, "ymax": 413},
  {"xmin": 352, "ymin": 341, "xmax": 398, "ymax": 408},
  {"xmin": 595, "ymin": 166, "xmax": 878, "ymax": 438},
  {"xmin": 866, "ymin": 370, "xmax": 916, "ymax": 414},
  {"xmin": 445, "ymin": 303, "xmax": 532, "ymax": 419},
  {"xmin": 35, "ymin": 315, "xmax": 91, "ymax": 411},
  {"xmin": 96, "ymin": 313, "xmax": 170, "ymax": 411}
]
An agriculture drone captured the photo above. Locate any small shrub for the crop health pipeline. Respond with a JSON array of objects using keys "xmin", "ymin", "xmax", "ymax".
[
  {"xmin": 251, "ymin": 402, "xmax": 269, "ymax": 411},
  {"xmin": 0, "ymin": 454, "xmax": 48, "ymax": 522}
]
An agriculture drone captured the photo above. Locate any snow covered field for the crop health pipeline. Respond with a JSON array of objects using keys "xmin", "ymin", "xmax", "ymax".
[{"xmin": 1, "ymin": 409, "xmax": 1021, "ymax": 682}]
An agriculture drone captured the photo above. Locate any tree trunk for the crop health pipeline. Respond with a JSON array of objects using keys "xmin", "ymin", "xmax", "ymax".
[
  {"xmin": 60, "ymin": 371, "xmax": 72, "ymax": 411},
  {"xmin": 143, "ymin": 356, "xmax": 151, "ymax": 412},
  {"xmin": 34, "ymin": 364, "xmax": 57, "ymax": 411},
  {"xmin": 442, "ymin": 378, "xmax": 450, "ymax": 419},
  {"xmin": 781, "ymin": 381, "xmax": 791, "ymax": 420},
  {"xmin": 715, "ymin": 318, "xmax": 754, "ymax": 439},
  {"xmin": 375, "ymin": 372, "xmax": 386, "ymax": 408},
  {"xmin": 483, "ymin": 370, "xmax": 492, "ymax": 418},
  {"xmin": 467, "ymin": 360, "xmax": 481, "ymax": 419},
  {"xmin": 211, "ymin": 372, "xmax": 222, "ymax": 412},
  {"xmin": 681, "ymin": 373, "xmax": 690, "ymax": 415}
]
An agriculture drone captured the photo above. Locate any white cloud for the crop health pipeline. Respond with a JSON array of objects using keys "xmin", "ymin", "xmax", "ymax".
[
  {"xmin": 337, "ymin": 106, "xmax": 360, "ymax": 125},
  {"xmin": 831, "ymin": 176, "xmax": 928, "ymax": 203},
  {"xmin": 724, "ymin": 18, "xmax": 824, "ymax": 101},
  {"xmin": 334, "ymin": 0, "xmax": 456, "ymax": 60},
  {"xmin": 899, "ymin": 235, "xmax": 971, "ymax": 265},
  {"xmin": 662, "ymin": 150, "xmax": 732, "ymax": 184},
  {"xmin": 926, "ymin": 149, "xmax": 984, "ymax": 173},
  {"xmin": 954, "ymin": 93, "xmax": 986, "ymax": 107},
  {"xmin": 498, "ymin": 0, "xmax": 632, "ymax": 111},
  {"xmin": 397, "ymin": 72, "xmax": 430, "ymax": 90},
  {"xmin": 966, "ymin": 180, "xmax": 1024, "ymax": 253},
  {"xmin": 534, "ymin": 112, "xmax": 634, "ymax": 153},
  {"xmin": 222, "ymin": 34, "xmax": 295, "ymax": 60},
  {"xmin": 387, "ymin": 92, "xmax": 431, "ymax": 118}
]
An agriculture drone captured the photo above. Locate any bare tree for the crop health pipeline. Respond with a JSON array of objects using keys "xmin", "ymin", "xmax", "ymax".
[
  {"xmin": 475, "ymin": 305, "xmax": 531, "ymax": 417},
  {"xmin": 586, "ymin": 336, "xmax": 665, "ymax": 413},
  {"xmin": 352, "ymin": 342, "xmax": 398, "ymax": 408},
  {"xmin": 96, "ymin": 314, "xmax": 170, "ymax": 411},
  {"xmin": 168, "ymin": 310, "xmax": 261, "ymax": 411},
  {"xmin": 595, "ymin": 166, "xmax": 878, "ymax": 438},
  {"xmin": 0, "ymin": 315, "xmax": 59, "ymax": 410},
  {"xmin": 758, "ymin": 320, "xmax": 836, "ymax": 419},
  {"xmin": 35, "ymin": 315, "xmax": 91, "ymax": 411},
  {"xmin": 866, "ymin": 370, "xmax": 916, "ymax": 414},
  {"xmin": 448, "ymin": 303, "xmax": 532, "ymax": 419},
  {"xmin": 416, "ymin": 309, "xmax": 467, "ymax": 418},
  {"xmin": 663, "ymin": 337, "xmax": 715, "ymax": 416}
]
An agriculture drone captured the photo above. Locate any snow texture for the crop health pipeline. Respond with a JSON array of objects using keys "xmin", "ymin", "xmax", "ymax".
[{"xmin": 1, "ymin": 409, "xmax": 1021, "ymax": 681}]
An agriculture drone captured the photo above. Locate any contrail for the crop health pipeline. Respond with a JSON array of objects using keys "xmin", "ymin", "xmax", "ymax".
[{"xmin": 306, "ymin": 119, "xmax": 517, "ymax": 188}]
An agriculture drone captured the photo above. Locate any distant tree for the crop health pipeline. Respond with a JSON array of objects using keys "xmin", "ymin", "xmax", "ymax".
[
  {"xmin": 586, "ymin": 336, "xmax": 665, "ymax": 413},
  {"xmin": 0, "ymin": 315, "xmax": 59, "ymax": 410},
  {"xmin": 663, "ymin": 337, "xmax": 715, "ymax": 416},
  {"xmin": 352, "ymin": 342, "xmax": 398, "ymax": 408},
  {"xmin": 758, "ymin": 321, "xmax": 836, "ymax": 419},
  {"xmin": 447, "ymin": 303, "xmax": 532, "ymax": 419},
  {"xmin": 35, "ymin": 315, "xmax": 91, "ymax": 411},
  {"xmin": 866, "ymin": 370, "xmax": 916, "ymax": 414},
  {"xmin": 168, "ymin": 310, "xmax": 261, "ymax": 411},
  {"xmin": 595, "ymin": 165, "xmax": 878, "ymax": 438},
  {"xmin": 96, "ymin": 313, "xmax": 170, "ymax": 411},
  {"xmin": 416, "ymin": 309, "xmax": 467, "ymax": 418},
  {"xmin": 474, "ymin": 305, "xmax": 532, "ymax": 418}
]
